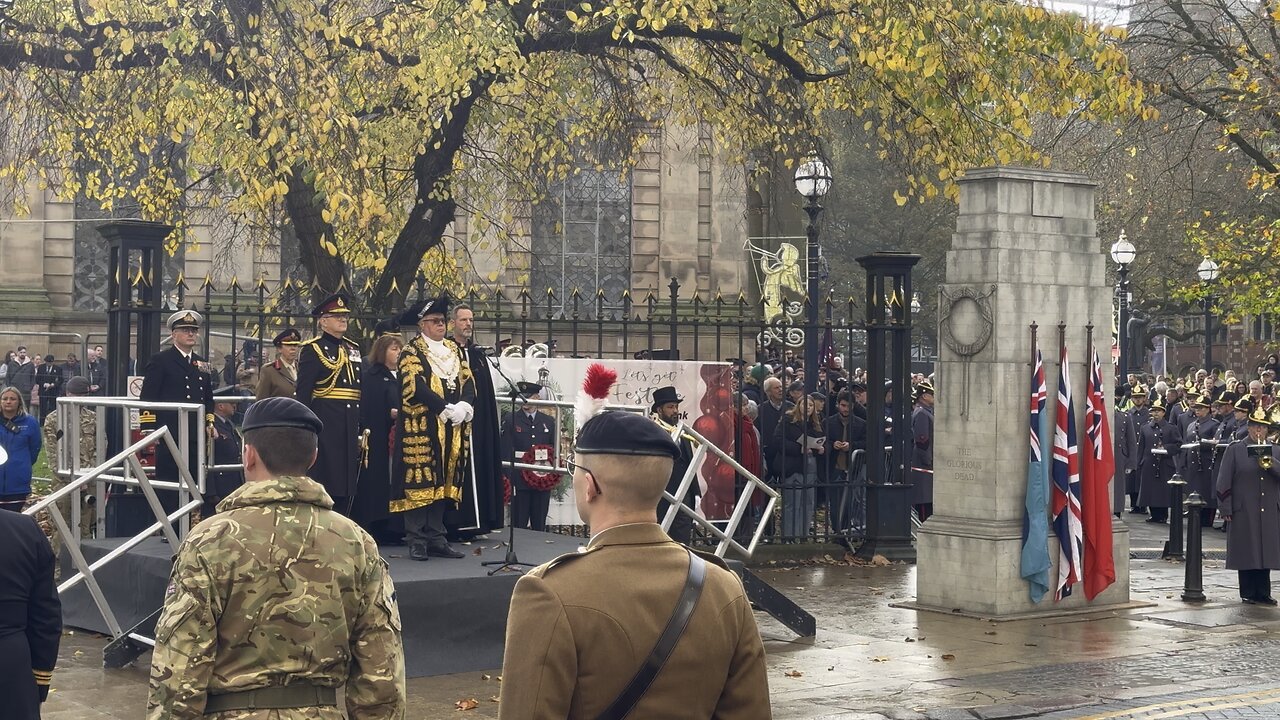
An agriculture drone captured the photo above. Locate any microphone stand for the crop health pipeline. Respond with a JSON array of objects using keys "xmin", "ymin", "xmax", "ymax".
[{"xmin": 482, "ymin": 353, "xmax": 536, "ymax": 575}]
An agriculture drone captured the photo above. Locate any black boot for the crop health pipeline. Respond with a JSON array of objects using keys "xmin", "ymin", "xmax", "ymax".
[
  {"xmin": 427, "ymin": 542, "xmax": 465, "ymax": 559},
  {"xmin": 409, "ymin": 543, "xmax": 431, "ymax": 561}
]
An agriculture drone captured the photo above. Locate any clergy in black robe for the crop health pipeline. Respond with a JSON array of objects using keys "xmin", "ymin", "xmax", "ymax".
[
  {"xmin": 390, "ymin": 297, "xmax": 474, "ymax": 561},
  {"xmin": 295, "ymin": 293, "xmax": 362, "ymax": 512},
  {"xmin": 352, "ymin": 334, "xmax": 405, "ymax": 544},
  {"xmin": 447, "ymin": 303, "xmax": 505, "ymax": 536}
]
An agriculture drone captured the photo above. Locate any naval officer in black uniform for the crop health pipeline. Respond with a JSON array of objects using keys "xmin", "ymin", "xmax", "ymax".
[
  {"xmin": 139, "ymin": 310, "xmax": 216, "ymax": 488},
  {"xmin": 296, "ymin": 293, "xmax": 362, "ymax": 514},
  {"xmin": 0, "ymin": 509, "xmax": 61, "ymax": 720}
]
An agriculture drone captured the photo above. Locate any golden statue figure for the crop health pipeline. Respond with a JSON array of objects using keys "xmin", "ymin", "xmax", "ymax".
[{"xmin": 760, "ymin": 242, "xmax": 804, "ymax": 324}]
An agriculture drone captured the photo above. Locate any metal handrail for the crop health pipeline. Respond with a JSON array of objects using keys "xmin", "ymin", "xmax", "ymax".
[{"xmin": 23, "ymin": 423, "xmax": 203, "ymax": 639}]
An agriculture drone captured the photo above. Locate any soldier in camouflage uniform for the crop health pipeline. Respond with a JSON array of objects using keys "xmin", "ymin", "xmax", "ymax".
[
  {"xmin": 41, "ymin": 375, "xmax": 97, "ymax": 580},
  {"xmin": 147, "ymin": 397, "xmax": 406, "ymax": 720}
]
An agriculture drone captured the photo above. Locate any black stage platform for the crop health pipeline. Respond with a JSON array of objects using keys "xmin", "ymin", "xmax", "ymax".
[{"xmin": 62, "ymin": 530, "xmax": 589, "ymax": 677}]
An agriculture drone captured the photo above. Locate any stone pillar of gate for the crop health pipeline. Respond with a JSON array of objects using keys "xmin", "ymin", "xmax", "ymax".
[{"xmin": 915, "ymin": 167, "xmax": 1131, "ymax": 616}]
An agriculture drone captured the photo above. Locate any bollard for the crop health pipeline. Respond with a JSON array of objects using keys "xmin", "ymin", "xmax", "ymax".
[
  {"xmin": 1183, "ymin": 491, "xmax": 1207, "ymax": 602},
  {"xmin": 1163, "ymin": 473, "xmax": 1186, "ymax": 560}
]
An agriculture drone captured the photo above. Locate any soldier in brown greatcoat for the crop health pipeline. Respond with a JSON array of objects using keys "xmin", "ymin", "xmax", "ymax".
[
  {"xmin": 255, "ymin": 328, "xmax": 301, "ymax": 400},
  {"xmin": 1216, "ymin": 404, "xmax": 1280, "ymax": 605},
  {"xmin": 499, "ymin": 411, "xmax": 770, "ymax": 719}
]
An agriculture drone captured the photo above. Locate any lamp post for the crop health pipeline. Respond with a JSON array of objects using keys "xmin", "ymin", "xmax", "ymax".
[
  {"xmin": 1110, "ymin": 231, "xmax": 1136, "ymax": 379},
  {"xmin": 1196, "ymin": 257, "xmax": 1219, "ymax": 373},
  {"xmin": 795, "ymin": 157, "xmax": 832, "ymax": 395}
]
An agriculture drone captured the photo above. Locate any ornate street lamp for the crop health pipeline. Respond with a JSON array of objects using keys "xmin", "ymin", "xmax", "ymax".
[
  {"xmin": 1110, "ymin": 231, "xmax": 1136, "ymax": 377},
  {"xmin": 1196, "ymin": 257, "xmax": 1220, "ymax": 372},
  {"xmin": 794, "ymin": 157, "xmax": 832, "ymax": 394}
]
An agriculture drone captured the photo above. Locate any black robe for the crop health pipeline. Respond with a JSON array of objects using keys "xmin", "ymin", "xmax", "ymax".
[
  {"xmin": 295, "ymin": 332, "xmax": 362, "ymax": 503},
  {"xmin": 446, "ymin": 341, "xmax": 505, "ymax": 534},
  {"xmin": 353, "ymin": 362, "xmax": 402, "ymax": 537}
]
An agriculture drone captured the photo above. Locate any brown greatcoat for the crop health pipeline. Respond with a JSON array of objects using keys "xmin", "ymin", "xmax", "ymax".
[
  {"xmin": 255, "ymin": 359, "xmax": 297, "ymax": 400},
  {"xmin": 498, "ymin": 523, "xmax": 771, "ymax": 720},
  {"xmin": 1216, "ymin": 440, "xmax": 1280, "ymax": 570}
]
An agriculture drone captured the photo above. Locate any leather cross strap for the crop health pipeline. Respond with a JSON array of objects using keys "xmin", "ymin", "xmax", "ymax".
[{"xmin": 596, "ymin": 549, "xmax": 707, "ymax": 720}]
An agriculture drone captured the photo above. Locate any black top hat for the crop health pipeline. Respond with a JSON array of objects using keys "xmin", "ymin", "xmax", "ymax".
[
  {"xmin": 312, "ymin": 293, "xmax": 352, "ymax": 317},
  {"xmin": 650, "ymin": 386, "xmax": 683, "ymax": 411},
  {"xmin": 272, "ymin": 328, "xmax": 302, "ymax": 347}
]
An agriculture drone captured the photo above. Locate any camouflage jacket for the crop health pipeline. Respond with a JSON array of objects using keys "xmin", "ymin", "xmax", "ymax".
[
  {"xmin": 146, "ymin": 475, "xmax": 406, "ymax": 720},
  {"xmin": 42, "ymin": 405, "xmax": 97, "ymax": 472}
]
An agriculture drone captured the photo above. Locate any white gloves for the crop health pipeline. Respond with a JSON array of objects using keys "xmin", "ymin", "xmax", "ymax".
[
  {"xmin": 442, "ymin": 402, "xmax": 474, "ymax": 425},
  {"xmin": 453, "ymin": 401, "xmax": 474, "ymax": 423}
]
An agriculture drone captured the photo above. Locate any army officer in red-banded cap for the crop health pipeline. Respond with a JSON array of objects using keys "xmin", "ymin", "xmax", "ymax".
[{"xmin": 296, "ymin": 293, "xmax": 363, "ymax": 513}]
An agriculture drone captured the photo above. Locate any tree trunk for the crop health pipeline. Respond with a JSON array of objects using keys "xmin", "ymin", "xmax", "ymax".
[{"xmin": 284, "ymin": 163, "xmax": 347, "ymax": 302}]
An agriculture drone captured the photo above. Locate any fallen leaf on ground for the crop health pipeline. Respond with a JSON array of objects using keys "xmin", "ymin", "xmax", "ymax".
[
  {"xmin": 473, "ymin": 548, "xmax": 483, "ymax": 556},
  {"xmin": 784, "ymin": 670, "xmax": 803, "ymax": 677},
  {"xmin": 489, "ymin": 696, "xmax": 500, "ymax": 702},
  {"xmin": 984, "ymin": 631, "xmax": 997, "ymax": 635},
  {"xmin": 872, "ymin": 657, "xmax": 890, "ymax": 663},
  {"xmin": 941, "ymin": 654, "xmax": 955, "ymax": 661},
  {"xmin": 455, "ymin": 698, "xmax": 479, "ymax": 710},
  {"xmin": 481, "ymin": 674, "xmax": 491, "ymax": 680},
  {"xmin": 871, "ymin": 554, "xmax": 891, "ymax": 566},
  {"xmin": 904, "ymin": 637, "xmax": 915, "ymax": 642}
]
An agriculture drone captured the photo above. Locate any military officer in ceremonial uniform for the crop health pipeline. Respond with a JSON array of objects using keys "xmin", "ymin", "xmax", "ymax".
[
  {"xmin": 389, "ymin": 296, "xmax": 474, "ymax": 561},
  {"xmin": 1113, "ymin": 400, "xmax": 1137, "ymax": 518},
  {"xmin": 147, "ymin": 397, "xmax": 405, "ymax": 719},
  {"xmin": 255, "ymin": 328, "xmax": 301, "ymax": 400},
  {"xmin": 1126, "ymin": 384, "xmax": 1151, "ymax": 513},
  {"xmin": 296, "ymin": 294, "xmax": 362, "ymax": 514},
  {"xmin": 500, "ymin": 381, "xmax": 558, "ymax": 532},
  {"xmin": 1215, "ymin": 404, "xmax": 1280, "ymax": 605},
  {"xmin": 1231, "ymin": 395, "xmax": 1253, "ymax": 441},
  {"xmin": 1182, "ymin": 393, "xmax": 1219, "ymax": 527},
  {"xmin": 498, "ymin": 411, "xmax": 769, "ymax": 719},
  {"xmin": 203, "ymin": 386, "xmax": 245, "ymax": 517},
  {"xmin": 651, "ymin": 385, "xmax": 699, "ymax": 544},
  {"xmin": 910, "ymin": 380, "xmax": 935, "ymax": 522},
  {"xmin": 1137, "ymin": 395, "xmax": 1183, "ymax": 523},
  {"xmin": 140, "ymin": 311, "xmax": 216, "ymax": 488},
  {"xmin": 0, "ymin": 509, "xmax": 61, "ymax": 720}
]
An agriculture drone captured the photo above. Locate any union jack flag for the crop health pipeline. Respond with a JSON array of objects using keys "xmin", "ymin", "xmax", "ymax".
[{"xmin": 1052, "ymin": 344, "xmax": 1084, "ymax": 601}]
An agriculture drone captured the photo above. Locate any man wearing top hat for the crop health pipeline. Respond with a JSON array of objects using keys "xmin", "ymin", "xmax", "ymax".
[
  {"xmin": 296, "ymin": 293, "xmax": 362, "ymax": 514},
  {"xmin": 389, "ymin": 296, "xmax": 475, "ymax": 561},
  {"xmin": 1216, "ymin": 404, "xmax": 1280, "ymax": 605},
  {"xmin": 500, "ymin": 381, "xmax": 558, "ymax": 531},
  {"xmin": 140, "ymin": 310, "xmax": 216, "ymax": 488},
  {"xmin": 651, "ymin": 385, "xmax": 699, "ymax": 545},
  {"xmin": 255, "ymin": 328, "xmax": 302, "ymax": 400}
]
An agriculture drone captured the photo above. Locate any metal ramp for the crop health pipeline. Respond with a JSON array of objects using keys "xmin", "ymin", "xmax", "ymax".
[{"xmin": 24, "ymin": 398, "xmax": 211, "ymax": 668}]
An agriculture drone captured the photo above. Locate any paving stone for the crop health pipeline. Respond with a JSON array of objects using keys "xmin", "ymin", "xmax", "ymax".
[
  {"xmin": 923, "ymin": 708, "xmax": 976, "ymax": 720},
  {"xmin": 970, "ymin": 705, "xmax": 1037, "ymax": 720}
]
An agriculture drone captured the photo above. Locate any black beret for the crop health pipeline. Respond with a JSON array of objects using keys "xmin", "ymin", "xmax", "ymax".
[
  {"xmin": 575, "ymin": 411, "xmax": 680, "ymax": 459},
  {"xmin": 241, "ymin": 397, "xmax": 324, "ymax": 435}
]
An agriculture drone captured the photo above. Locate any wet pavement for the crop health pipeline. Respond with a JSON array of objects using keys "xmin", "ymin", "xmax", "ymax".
[{"xmin": 43, "ymin": 514, "xmax": 1280, "ymax": 719}]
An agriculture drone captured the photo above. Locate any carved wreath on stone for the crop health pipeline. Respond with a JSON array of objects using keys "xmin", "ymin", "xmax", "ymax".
[{"xmin": 939, "ymin": 284, "xmax": 997, "ymax": 357}]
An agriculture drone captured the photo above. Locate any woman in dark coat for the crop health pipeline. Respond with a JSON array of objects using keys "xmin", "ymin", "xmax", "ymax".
[
  {"xmin": 352, "ymin": 334, "xmax": 404, "ymax": 544},
  {"xmin": 773, "ymin": 396, "xmax": 824, "ymax": 540}
]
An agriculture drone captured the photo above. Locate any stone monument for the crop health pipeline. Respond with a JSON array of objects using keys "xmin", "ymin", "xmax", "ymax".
[{"xmin": 915, "ymin": 166, "xmax": 1131, "ymax": 616}]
